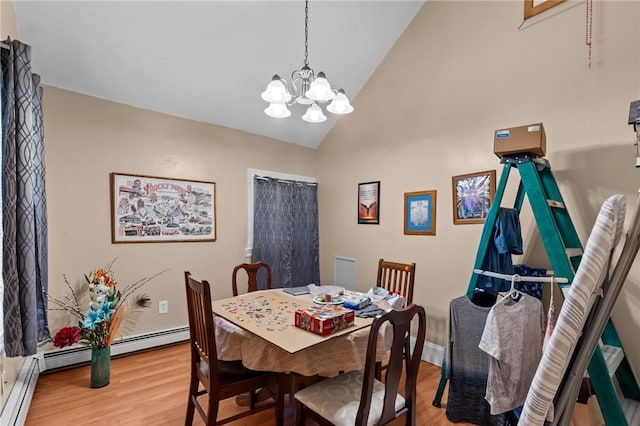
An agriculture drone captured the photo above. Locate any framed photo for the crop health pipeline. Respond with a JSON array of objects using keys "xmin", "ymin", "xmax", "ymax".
[
  {"xmin": 404, "ymin": 190, "xmax": 437, "ymax": 236},
  {"xmin": 110, "ymin": 172, "xmax": 216, "ymax": 243},
  {"xmin": 452, "ymin": 170, "xmax": 496, "ymax": 225},
  {"xmin": 358, "ymin": 181, "xmax": 380, "ymax": 224},
  {"xmin": 524, "ymin": 0, "xmax": 565, "ymax": 19}
]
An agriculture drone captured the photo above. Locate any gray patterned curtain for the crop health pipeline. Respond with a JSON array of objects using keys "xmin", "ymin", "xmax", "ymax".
[
  {"xmin": 1, "ymin": 39, "xmax": 49, "ymax": 356},
  {"xmin": 252, "ymin": 177, "xmax": 320, "ymax": 289}
]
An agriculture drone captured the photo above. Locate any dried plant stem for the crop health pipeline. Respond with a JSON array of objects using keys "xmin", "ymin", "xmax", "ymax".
[
  {"xmin": 107, "ymin": 308, "xmax": 124, "ymax": 346},
  {"xmin": 48, "ymin": 274, "xmax": 87, "ymax": 321},
  {"xmin": 119, "ymin": 269, "xmax": 168, "ymax": 301}
]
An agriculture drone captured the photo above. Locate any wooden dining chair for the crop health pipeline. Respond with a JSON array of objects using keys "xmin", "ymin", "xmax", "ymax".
[
  {"xmin": 184, "ymin": 271, "xmax": 284, "ymax": 426},
  {"xmin": 375, "ymin": 259, "xmax": 416, "ymax": 379},
  {"xmin": 376, "ymin": 258, "xmax": 416, "ymax": 306},
  {"xmin": 294, "ymin": 303, "xmax": 426, "ymax": 426},
  {"xmin": 232, "ymin": 262, "xmax": 272, "ymax": 296}
]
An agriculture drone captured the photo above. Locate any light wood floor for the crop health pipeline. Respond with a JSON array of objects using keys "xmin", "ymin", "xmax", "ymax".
[{"xmin": 26, "ymin": 342, "xmax": 473, "ymax": 425}]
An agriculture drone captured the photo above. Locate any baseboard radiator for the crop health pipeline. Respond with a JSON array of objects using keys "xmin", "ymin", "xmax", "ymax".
[
  {"xmin": 0, "ymin": 326, "xmax": 189, "ymax": 426},
  {"xmin": 334, "ymin": 255, "xmax": 357, "ymax": 291}
]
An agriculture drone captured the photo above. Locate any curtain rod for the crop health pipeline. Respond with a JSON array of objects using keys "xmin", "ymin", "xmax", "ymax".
[{"xmin": 254, "ymin": 175, "xmax": 317, "ymax": 186}]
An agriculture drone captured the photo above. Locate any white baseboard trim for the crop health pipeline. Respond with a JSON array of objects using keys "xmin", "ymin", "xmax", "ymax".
[
  {"xmin": 0, "ymin": 355, "xmax": 40, "ymax": 426},
  {"xmin": 409, "ymin": 337, "xmax": 444, "ymax": 367},
  {"xmin": 1, "ymin": 326, "xmax": 189, "ymax": 425},
  {"xmin": 42, "ymin": 325, "xmax": 190, "ymax": 371},
  {"xmin": 422, "ymin": 341, "xmax": 445, "ymax": 367}
]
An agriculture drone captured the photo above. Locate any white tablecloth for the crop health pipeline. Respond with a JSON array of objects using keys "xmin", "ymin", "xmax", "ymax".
[{"xmin": 214, "ymin": 314, "xmax": 391, "ymax": 377}]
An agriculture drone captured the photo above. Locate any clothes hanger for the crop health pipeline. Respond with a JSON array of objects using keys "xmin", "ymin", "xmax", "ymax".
[{"xmin": 497, "ymin": 274, "xmax": 525, "ymax": 304}]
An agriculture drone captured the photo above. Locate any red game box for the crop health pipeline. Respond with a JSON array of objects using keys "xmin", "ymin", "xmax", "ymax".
[{"xmin": 294, "ymin": 305, "xmax": 355, "ymax": 336}]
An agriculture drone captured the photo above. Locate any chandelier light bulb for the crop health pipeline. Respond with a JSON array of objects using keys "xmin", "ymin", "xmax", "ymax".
[
  {"xmin": 327, "ymin": 89, "xmax": 354, "ymax": 115},
  {"xmin": 264, "ymin": 102, "xmax": 291, "ymax": 118},
  {"xmin": 261, "ymin": 75, "xmax": 291, "ymax": 104},
  {"xmin": 305, "ymin": 72, "xmax": 335, "ymax": 102},
  {"xmin": 302, "ymin": 103, "xmax": 326, "ymax": 123}
]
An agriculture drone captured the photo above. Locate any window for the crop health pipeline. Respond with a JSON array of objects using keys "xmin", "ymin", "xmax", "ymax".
[{"xmin": 246, "ymin": 168, "xmax": 316, "ymax": 258}]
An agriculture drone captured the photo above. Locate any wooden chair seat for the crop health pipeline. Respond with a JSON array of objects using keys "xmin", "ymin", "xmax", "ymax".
[{"xmin": 294, "ymin": 370, "xmax": 406, "ymax": 426}]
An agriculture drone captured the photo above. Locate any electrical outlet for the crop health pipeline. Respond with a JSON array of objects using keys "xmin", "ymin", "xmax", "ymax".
[{"xmin": 159, "ymin": 300, "xmax": 168, "ymax": 314}]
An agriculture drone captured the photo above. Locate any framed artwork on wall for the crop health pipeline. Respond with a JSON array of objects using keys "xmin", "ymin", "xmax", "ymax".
[
  {"xmin": 404, "ymin": 190, "xmax": 437, "ymax": 236},
  {"xmin": 452, "ymin": 170, "xmax": 496, "ymax": 225},
  {"xmin": 110, "ymin": 172, "xmax": 216, "ymax": 243},
  {"xmin": 358, "ymin": 181, "xmax": 380, "ymax": 224},
  {"xmin": 524, "ymin": 0, "xmax": 565, "ymax": 19}
]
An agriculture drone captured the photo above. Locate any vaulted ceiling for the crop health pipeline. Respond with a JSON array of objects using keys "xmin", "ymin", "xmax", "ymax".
[{"xmin": 13, "ymin": 0, "xmax": 424, "ymax": 148}]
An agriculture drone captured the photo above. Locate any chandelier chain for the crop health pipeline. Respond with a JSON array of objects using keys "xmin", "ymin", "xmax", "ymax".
[
  {"xmin": 304, "ymin": 0, "xmax": 309, "ymax": 68},
  {"xmin": 585, "ymin": 0, "xmax": 592, "ymax": 68},
  {"xmin": 262, "ymin": 0, "xmax": 353, "ymax": 120}
]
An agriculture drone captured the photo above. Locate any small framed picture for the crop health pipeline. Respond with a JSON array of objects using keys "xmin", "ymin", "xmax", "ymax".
[
  {"xmin": 404, "ymin": 190, "xmax": 437, "ymax": 235},
  {"xmin": 452, "ymin": 170, "xmax": 496, "ymax": 225},
  {"xmin": 358, "ymin": 181, "xmax": 380, "ymax": 224}
]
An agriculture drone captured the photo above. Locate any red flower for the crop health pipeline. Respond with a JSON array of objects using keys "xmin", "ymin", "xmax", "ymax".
[{"xmin": 53, "ymin": 326, "xmax": 81, "ymax": 348}]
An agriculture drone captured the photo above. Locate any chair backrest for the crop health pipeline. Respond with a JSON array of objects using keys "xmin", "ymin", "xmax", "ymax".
[
  {"xmin": 232, "ymin": 262, "xmax": 272, "ymax": 296},
  {"xmin": 184, "ymin": 271, "xmax": 219, "ymax": 389},
  {"xmin": 376, "ymin": 258, "xmax": 416, "ymax": 305},
  {"xmin": 357, "ymin": 303, "xmax": 426, "ymax": 425}
]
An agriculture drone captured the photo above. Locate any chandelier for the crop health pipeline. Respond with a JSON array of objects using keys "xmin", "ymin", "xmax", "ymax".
[{"xmin": 260, "ymin": 0, "xmax": 354, "ymax": 123}]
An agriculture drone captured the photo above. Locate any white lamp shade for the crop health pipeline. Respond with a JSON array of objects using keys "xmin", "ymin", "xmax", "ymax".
[
  {"xmin": 265, "ymin": 102, "xmax": 291, "ymax": 118},
  {"xmin": 327, "ymin": 91, "xmax": 354, "ymax": 115},
  {"xmin": 305, "ymin": 75, "xmax": 335, "ymax": 102},
  {"xmin": 261, "ymin": 78, "xmax": 292, "ymax": 103},
  {"xmin": 302, "ymin": 103, "xmax": 327, "ymax": 123}
]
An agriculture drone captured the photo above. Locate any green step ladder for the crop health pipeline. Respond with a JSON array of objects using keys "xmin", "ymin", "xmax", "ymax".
[{"xmin": 432, "ymin": 154, "xmax": 640, "ymax": 425}]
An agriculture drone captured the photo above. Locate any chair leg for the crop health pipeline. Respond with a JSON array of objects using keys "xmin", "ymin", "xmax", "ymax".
[
  {"xmin": 276, "ymin": 373, "xmax": 286, "ymax": 426},
  {"xmin": 207, "ymin": 391, "xmax": 219, "ymax": 426},
  {"xmin": 294, "ymin": 399, "xmax": 306, "ymax": 426},
  {"xmin": 185, "ymin": 374, "xmax": 199, "ymax": 425},
  {"xmin": 185, "ymin": 396, "xmax": 195, "ymax": 426},
  {"xmin": 250, "ymin": 389, "xmax": 257, "ymax": 409},
  {"xmin": 406, "ymin": 405, "xmax": 416, "ymax": 426}
]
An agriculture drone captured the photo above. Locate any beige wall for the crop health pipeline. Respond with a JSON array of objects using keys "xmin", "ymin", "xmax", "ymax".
[
  {"xmin": 317, "ymin": 0, "xmax": 640, "ymax": 367},
  {"xmin": 42, "ymin": 86, "xmax": 317, "ymax": 341},
  {"xmin": 2, "ymin": 0, "xmax": 640, "ymax": 408},
  {"xmin": 0, "ymin": 0, "xmax": 18, "ymax": 39}
]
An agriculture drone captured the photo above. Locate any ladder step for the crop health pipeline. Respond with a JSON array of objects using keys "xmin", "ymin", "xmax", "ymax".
[
  {"xmin": 547, "ymin": 199, "xmax": 565, "ymax": 208},
  {"xmin": 565, "ymin": 248, "xmax": 583, "ymax": 258},
  {"xmin": 601, "ymin": 344, "xmax": 625, "ymax": 377},
  {"xmin": 621, "ymin": 398, "xmax": 640, "ymax": 424}
]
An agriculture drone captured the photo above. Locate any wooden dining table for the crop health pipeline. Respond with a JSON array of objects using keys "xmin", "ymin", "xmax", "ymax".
[{"xmin": 211, "ymin": 289, "xmax": 392, "ymax": 377}]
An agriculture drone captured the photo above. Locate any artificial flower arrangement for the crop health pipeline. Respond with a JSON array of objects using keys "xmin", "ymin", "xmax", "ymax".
[{"xmin": 48, "ymin": 260, "xmax": 165, "ymax": 349}]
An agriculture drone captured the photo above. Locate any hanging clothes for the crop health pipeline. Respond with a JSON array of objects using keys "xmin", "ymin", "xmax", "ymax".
[
  {"xmin": 479, "ymin": 294, "xmax": 545, "ymax": 415},
  {"xmin": 445, "ymin": 295, "xmax": 507, "ymax": 425},
  {"xmin": 543, "ymin": 288, "xmax": 556, "ymax": 351},
  {"xmin": 513, "ymin": 264, "xmax": 547, "ymax": 300},
  {"xmin": 477, "ymin": 208, "xmax": 523, "ymax": 296}
]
